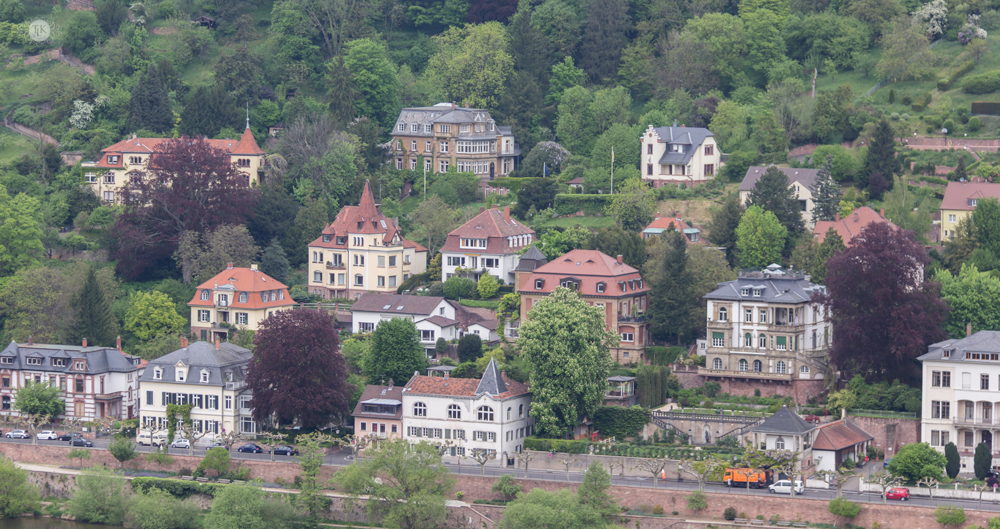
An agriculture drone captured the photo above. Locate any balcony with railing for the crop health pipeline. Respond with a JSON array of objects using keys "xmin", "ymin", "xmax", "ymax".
[
  {"xmin": 699, "ymin": 368, "xmax": 793, "ymax": 381},
  {"xmin": 618, "ymin": 314, "xmax": 648, "ymax": 323},
  {"xmin": 325, "ymin": 261, "xmax": 345, "ymax": 270},
  {"xmin": 216, "ymin": 299, "xmax": 229, "ymax": 308},
  {"xmin": 954, "ymin": 416, "xmax": 998, "ymax": 427},
  {"xmin": 225, "ymin": 381, "xmax": 247, "ymax": 391}
]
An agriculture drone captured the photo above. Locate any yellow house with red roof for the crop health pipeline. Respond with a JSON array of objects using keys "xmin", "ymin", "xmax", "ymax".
[
  {"xmin": 82, "ymin": 127, "xmax": 265, "ymax": 203},
  {"xmin": 306, "ymin": 181, "xmax": 428, "ymax": 299},
  {"xmin": 188, "ymin": 263, "xmax": 295, "ymax": 342}
]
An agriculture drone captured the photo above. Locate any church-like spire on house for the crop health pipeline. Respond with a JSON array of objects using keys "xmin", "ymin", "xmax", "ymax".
[{"xmin": 475, "ymin": 358, "xmax": 507, "ymax": 396}]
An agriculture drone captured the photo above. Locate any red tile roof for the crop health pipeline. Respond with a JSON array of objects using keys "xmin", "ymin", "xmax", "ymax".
[
  {"xmin": 308, "ymin": 181, "xmax": 426, "ymax": 251},
  {"xmin": 404, "ymin": 374, "xmax": 529, "ymax": 399},
  {"xmin": 645, "ymin": 215, "xmax": 693, "ymax": 232},
  {"xmin": 91, "ymin": 130, "xmax": 263, "ymax": 168},
  {"xmin": 812, "ymin": 419, "xmax": 874, "ymax": 451},
  {"xmin": 517, "ymin": 249, "xmax": 649, "ymax": 297},
  {"xmin": 188, "ymin": 266, "xmax": 295, "ymax": 310},
  {"xmin": 440, "ymin": 206, "xmax": 534, "ymax": 255},
  {"xmin": 233, "ymin": 127, "xmax": 264, "ymax": 155},
  {"xmin": 813, "ymin": 207, "xmax": 898, "ymax": 246},
  {"xmin": 941, "ymin": 181, "xmax": 1000, "ymax": 211}
]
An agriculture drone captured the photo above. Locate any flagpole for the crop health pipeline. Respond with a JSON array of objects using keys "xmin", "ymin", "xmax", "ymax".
[{"xmin": 610, "ymin": 146, "xmax": 615, "ymax": 194}]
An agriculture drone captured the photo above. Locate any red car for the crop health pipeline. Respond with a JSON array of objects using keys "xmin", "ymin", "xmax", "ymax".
[{"xmin": 884, "ymin": 487, "xmax": 910, "ymax": 501}]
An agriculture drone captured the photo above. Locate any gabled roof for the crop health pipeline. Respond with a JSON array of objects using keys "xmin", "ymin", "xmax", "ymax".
[
  {"xmin": 514, "ymin": 245, "xmax": 548, "ymax": 272},
  {"xmin": 403, "ymin": 370, "xmax": 529, "ymax": 399},
  {"xmin": 751, "ymin": 406, "xmax": 816, "ymax": 435},
  {"xmin": 423, "ymin": 315, "xmax": 459, "ymax": 328},
  {"xmin": 440, "ymin": 206, "xmax": 534, "ymax": 255},
  {"xmin": 739, "ymin": 166, "xmax": 820, "ymax": 193},
  {"xmin": 352, "ymin": 293, "xmax": 446, "ymax": 316},
  {"xmin": 704, "ymin": 267, "xmax": 825, "ymax": 303},
  {"xmin": 812, "ymin": 419, "xmax": 873, "ymax": 451},
  {"xmin": 813, "ymin": 207, "xmax": 897, "ymax": 246},
  {"xmin": 188, "ymin": 265, "xmax": 294, "ymax": 310},
  {"xmin": 517, "ymin": 249, "xmax": 649, "ymax": 297},
  {"xmin": 941, "ymin": 181, "xmax": 1000, "ymax": 211},
  {"xmin": 0, "ymin": 342, "xmax": 140, "ymax": 374},
  {"xmin": 308, "ymin": 181, "xmax": 421, "ymax": 249},
  {"xmin": 91, "ymin": 132, "xmax": 264, "ymax": 168},
  {"xmin": 476, "ymin": 358, "xmax": 507, "ymax": 396},
  {"xmin": 643, "ymin": 125, "xmax": 715, "ymax": 165}
]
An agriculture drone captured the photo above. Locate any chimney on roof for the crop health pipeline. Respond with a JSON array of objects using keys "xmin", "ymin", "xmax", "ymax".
[
  {"xmin": 841, "ymin": 406, "xmax": 846, "ymax": 420},
  {"xmin": 835, "ymin": 213, "xmax": 840, "ymax": 222},
  {"xmin": 655, "ymin": 211, "xmax": 660, "ymax": 219},
  {"xmin": 82, "ymin": 338, "xmax": 87, "ymax": 348},
  {"xmin": 227, "ymin": 262, "xmax": 233, "ymax": 269},
  {"xmin": 251, "ymin": 264, "xmax": 258, "ymax": 271},
  {"xmin": 116, "ymin": 336, "xmax": 121, "ymax": 352},
  {"xmin": 388, "ymin": 378, "xmax": 394, "ymax": 389},
  {"xmin": 968, "ymin": 323, "xmax": 973, "ymax": 337},
  {"xmin": 491, "ymin": 204, "xmax": 498, "ymax": 209},
  {"xmin": 480, "ymin": 206, "xmax": 485, "ymax": 213},
  {"xmin": 880, "ymin": 208, "xmax": 885, "ymax": 218},
  {"xmin": 451, "ymin": 101, "xmax": 456, "ymax": 111},
  {"xmin": 617, "ymin": 254, "xmax": 623, "ymax": 264},
  {"xmin": 181, "ymin": 336, "xmax": 188, "ymax": 349},
  {"xmin": 27, "ymin": 335, "xmax": 32, "ymax": 345},
  {"xmin": 501, "ymin": 371, "xmax": 505, "ymax": 379},
  {"xmin": 215, "ymin": 338, "xmax": 221, "ymax": 350},
  {"xmin": 503, "ymin": 207, "xmax": 510, "ymax": 222}
]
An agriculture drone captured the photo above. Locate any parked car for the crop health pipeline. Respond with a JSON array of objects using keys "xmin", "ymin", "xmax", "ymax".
[
  {"xmin": 137, "ymin": 432, "xmax": 167, "ymax": 447},
  {"xmin": 237, "ymin": 443, "xmax": 263, "ymax": 453},
  {"xmin": 36, "ymin": 430, "xmax": 58, "ymax": 440},
  {"xmin": 70, "ymin": 438, "xmax": 94, "ymax": 447},
  {"xmin": 270, "ymin": 445, "xmax": 299, "ymax": 456},
  {"xmin": 170, "ymin": 439, "xmax": 190, "ymax": 449},
  {"xmin": 57, "ymin": 432, "xmax": 83, "ymax": 442},
  {"xmin": 884, "ymin": 487, "xmax": 910, "ymax": 501},
  {"xmin": 207, "ymin": 441, "xmax": 226, "ymax": 449},
  {"xmin": 5, "ymin": 430, "xmax": 29, "ymax": 439},
  {"xmin": 883, "ymin": 458, "xmax": 892, "ymax": 468},
  {"xmin": 768, "ymin": 480, "xmax": 804, "ymax": 495}
]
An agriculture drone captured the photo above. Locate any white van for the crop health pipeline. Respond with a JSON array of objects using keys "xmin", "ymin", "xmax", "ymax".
[{"xmin": 137, "ymin": 432, "xmax": 167, "ymax": 446}]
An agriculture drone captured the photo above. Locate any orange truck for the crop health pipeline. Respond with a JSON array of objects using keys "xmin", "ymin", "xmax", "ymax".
[{"xmin": 723, "ymin": 468, "xmax": 773, "ymax": 488}]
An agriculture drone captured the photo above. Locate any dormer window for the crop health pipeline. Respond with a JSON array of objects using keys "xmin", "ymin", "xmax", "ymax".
[
  {"xmin": 753, "ymin": 289, "xmax": 762, "ymax": 297},
  {"xmin": 75, "ymin": 361, "xmax": 85, "ymax": 370},
  {"xmin": 153, "ymin": 368, "xmax": 162, "ymax": 380},
  {"xmin": 397, "ymin": 123, "xmax": 405, "ymax": 132},
  {"xmin": 741, "ymin": 288, "xmax": 749, "ymax": 296},
  {"xmin": 969, "ymin": 199, "xmax": 979, "ymax": 207},
  {"xmin": 53, "ymin": 358, "xmax": 66, "ymax": 367},
  {"xmin": 322, "ymin": 234, "xmax": 332, "ymax": 242},
  {"xmin": 239, "ymin": 292, "xmax": 248, "ymax": 303},
  {"xmin": 200, "ymin": 370, "xmax": 209, "ymax": 383},
  {"xmin": 619, "ymin": 281, "xmax": 627, "ymax": 292},
  {"xmin": 596, "ymin": 282, "xmax": 606, "ymax": 293},
  {"xmin": 336, "ymin": 236, "xmax": 347, "ymax": 245},
  {"xmin": 200, "ymin": 290, "xmax": 210, "ymax": 301},
  {"xmin": 261, "ymin": 292, "xmax": 267, "ymax": 302},
  {"xmin": 177, "ymin": 369, "xmax": 185, "ymax": 382},
  {"xmin": 534, "ymin": 279, "xmax": 544, "ymax": 290},
  {"xmin": 26, "ymin": 357, "xmax": 41, "ymax": 366},
  {"xmin": 107, "ymin": 155, "xmax": 119, "ymax": 164}
]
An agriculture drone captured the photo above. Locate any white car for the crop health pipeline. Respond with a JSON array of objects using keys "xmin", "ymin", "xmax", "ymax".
[
  {"xmin": 170, "ymin": 439, "xmax": 190, "ymax": 449},
  {"xmin": 36, "ymin": 430, "xmax": 57, "ymax": 440},
  {"xmin": 5, "ymin": 430, "xmax": 28, "ymax": 439},
  {"xmin": 769, "ymin": 480, "xmax": 804, "ymax": 495},
  {"xmin": 137, "ymin": 432, "xmax": 167, "ymax": 446}
]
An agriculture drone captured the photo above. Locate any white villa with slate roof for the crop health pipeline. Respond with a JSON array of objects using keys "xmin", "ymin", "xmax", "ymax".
[
  {"xmin": 0, "ymin": 339, "xmax": 142, "ymax": 420},
  {"xmin": 702, "ymin": 265, "xmax": 831, "ymax": 399},
  {"xmin": 640, "ymin": 124, "xmax": 723, "ymax": 188},
  {"xmin": 749, "ymin": 406, "xmax": 817, "ymax": 471},
  {"xmin": 138, "ymin": 339, "xmax": 257, "ymax": 440}
]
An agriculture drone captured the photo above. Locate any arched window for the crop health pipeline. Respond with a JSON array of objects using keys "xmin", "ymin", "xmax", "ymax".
[
  {"xmin": 718, "ymin": 307, "xmax": 728, "ymax": 322},
  {"xmin": 744, "ymin": 333, "xmax": 752, "ymax": 347},
  {"xmin": 759, "ymin": 333, "xmax": 767, "ymax": 348},
  {"xmin": 518, "ymin": 404, "xmax": 524, "ymax": 417},
  {"xmin": 448, "ymin": 404, "xmax": 461, "ymax": 419},
  {"xmin": 507, "ymin": 407, "xmax": 512, "ymax": 420},
  {"xmin": 738, "ymin": 359, "xmax": 748, "ymax": 372},
  {"xmin": 775, "ymin": 436, "xmax": 785, "ymax": 449},
  {"xmin": 477, "ymin": 406, "xmax": 494, "ymax": 421},
  {"xmin": 238, "ymin": 292, "xmax": 248, "ymax": 303},
  {"xmin": 776, "ymin": 361, "xmax": 786, "ymax": 374},
  {"xmin": 753, "ymin": 360, "xmax": 762, "ymax": 372},
  {"xmin": 800, "ymin": 365, "xmax": 810, "ymax": 374},
  {"xmin": 413, "ymin": 402, "xmax": 427, "ymax": 417},
  {"xmin": 713, "ymin": 358, "xmax": 723, "ymax": 369}
]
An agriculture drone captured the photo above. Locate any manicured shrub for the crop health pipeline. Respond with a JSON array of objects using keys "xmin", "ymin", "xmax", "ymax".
[
  {"xmin": 724, "ymin": 507, "xmax": 737, "ymax": 520},
  {"xmin": 963, "ymin": 71, "xmax": 1000, "ymax": 94},
  {"xmin": 902, "ymin": 95, "xmax": 913, "ymax": 105},
  {"xmin": 969, "ymin": 117, "xmax": 982, "ymax": 132}
]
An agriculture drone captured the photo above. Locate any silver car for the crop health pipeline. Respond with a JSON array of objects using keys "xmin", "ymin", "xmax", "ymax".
[{"xmin": 769, "ymin": 480, "xmax": 804, "ymax": 494}]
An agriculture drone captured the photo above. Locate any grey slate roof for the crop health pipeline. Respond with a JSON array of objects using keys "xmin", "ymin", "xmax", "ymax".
[
  {"xmin": 475, "ymin": 358, "xmax": 507, "ymax": 396},
  {"xmin": 352, "ymin": 293, "xmax": 445, "ymax": 316},
  {"xmin": 704, "ymin": 266, "xmax": 825, "ymax": 303},
  {"xmin": 393, "ymin": 104, "xmax": 498, "ymax": 134},
  {"xmin": 739, "ymin": 166, "xmax": 821, "ymax": 193},
  {"xmin": 514, "ymin": 245, "xmax": 548, "ymax": 272},
  {"xmin": 650, "ymin": 126, "xmax": 714, "ymax": 165},
  {"xmin": 138, "ymin": 341, "xmax": 251, "ymax": 386},
  {"xmin": 752, "ymin": 406, "xmax": 816, "ymax": 435},
  {"xmin": 0, "ymin": 342, "xmax": 139, "ymax": 374},
  {"xmin": 919, "ymin": 331, "xmax": 1000, "ymax": 361}
]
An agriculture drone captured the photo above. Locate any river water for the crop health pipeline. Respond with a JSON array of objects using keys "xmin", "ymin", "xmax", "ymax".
[{"xmin": 0, "ymin": 519, "xmax": 116, "ymax": 529}]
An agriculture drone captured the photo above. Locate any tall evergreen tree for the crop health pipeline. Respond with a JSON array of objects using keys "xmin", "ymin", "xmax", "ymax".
[
  {"xmin": 179, "ymin": 85, "xmax": 241, "ymax": 138},
  {"xmin": 325, "ymin": 55, "xmax": 358, "ymax": 129},
  {"xmin": 708, "ymin": 193, "xmax": 745, "ymax": 267},
  {"xmin": 861, "ymin": 119, "xmax": 899, "ymax": 198},
  {"xmin": 126, "ymin": 64, "xmax": 172, "ymax": 133},
  {"xmin": 648, "ymin": 230, "xmax": 697, "ymax": 344},
  {"xmin": 811, "ymin": 154, "xmax": 840, "ymax": 223},
  {"xmin": 954, "ymin": 156, "xmax": 968, "ymax": 182},
  {"xmin": 577, "ymin": 0, "xmax": 630, "ymax": 83},
  {"xmin": 508, "ymin": 0, "xmax": 552, "ymax": 85},
  {"xmin": 812, "ymin": 228, "xmax": 845, "ymax": 284},
  {"xmin": 259, "ymin": 238, "xmax": 290, "ymax": 284},
  {"xmin": 747, "ymin": 166, "xmax": 804, "ymax": 236},
  {"xmin": 73, "ymin": 267, "xmax": 116, "ymax": 347}
]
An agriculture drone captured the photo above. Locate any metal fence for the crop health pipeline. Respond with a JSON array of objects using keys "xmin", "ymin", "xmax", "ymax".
[{"xmin": 848, "ymin": 408, "xmax": 919, "ymax": 419}]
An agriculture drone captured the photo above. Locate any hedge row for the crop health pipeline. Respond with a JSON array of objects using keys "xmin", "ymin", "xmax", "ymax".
[
  {"xmin": 553, "ymin": 194, "xmax": 611, "ymax": 216},
  {"xmin": 131, "ymin": 477, "xmax": 224, "ymax": 498},
  {"xmin": 592, "ymin": 406, "xmax": 651, "ymax": 440},
  {"xmin": 963, "ymin": 70, "xmax": 1000, "ymax": 94},
  {"xmin": 523, "ymin": 437, "xmax": 591, "ymax": 454},
  {"xmin": 938, "ymin": 60, "xmax": 976, "ymax": 91},
  {"xmin": 911, "ymin": 92, "xmax": 933, "ymax": 112},
  {"xmin": 972, "ymin": 101, "xmax": 1000, "ymax": 115},
  {"xmin": 459, "ymin": 299, "xmax": 500, "ymax": 309}
]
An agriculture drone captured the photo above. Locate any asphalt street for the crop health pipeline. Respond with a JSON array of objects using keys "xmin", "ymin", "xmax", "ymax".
[{"xmin": 6, "ymin": 437, "xmax": 1000, "ymax": 512}]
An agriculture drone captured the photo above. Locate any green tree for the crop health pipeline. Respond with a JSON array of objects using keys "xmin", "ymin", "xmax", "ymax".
[
  {"xmin": 708, "ymin": 101, "xmax": 751, "ymax": 151},
  {"xmin": 0, "ymin": 457, "xmax": 39, "ymax": 518},
  {"xmin": 197, "ymin": 447, "xmax": 231, "ymax": 477},
  {"xmin": 860, "ymin": 119, "xmax": 899, "ymax": 198},
  {"xmin": 555, "ymin": 86, "xmax": 595, "ymax": 155},
  {"xmin": 325, "ymin": 55, "xmax": 359, "ymax": 127},
  {"xmin": 534, "ymin": 227, "xmax": 590, "ymax": 260},
  {"xmin": 0, "ymin": 0, "xmax": 25, "ymax": 22},
  {"xmin": 682, "ymin": 13, "xmax": 748, "ymax": 91},
  {"xmin": 127, "ymin": 64, "xmax": 172, "ymax": 134},
  {"xmin": 605, "ymin": 179, "xmax": 656, "ymax": 232},
  {"xmin": 499, "ymin": 488, "xmax": 611, "ymax": 529},
  {"xmin": 343, "ymin": 38, "xmax": 400, "ymax": 127},
  {"xmin": 936, "ymin": 264, "xmax": 1000, "ymax": 339},
  {"xmin": 407, "ymin": 195, "xmax": 460, "ymax": 255},
  {"xmin": 179, "ymin": 85, "xmax": 241, "ymax": 138},
  {"xmin": 0, "ymin": 184, "xmax": 43, "ymax": 277},
  {"xmin": 457, "ymin": 334, "xmax": 484, "ymax": 363},
  {"xmin": 747, "ymin": 166, "xmax": 804, "ymax": 237},
  {"xmin": 365, "ymin": 318, "xmax": 427, "ymax": 385},
  {"xmin": 578, "ymin": 0, "xmax": 630, "ymax": 83},
  {"xmin": 936, "ymin": 505, "xmax": 967, "ymax": 527},
  {"xmin": 577, "ymin": 462, "xmax": 619, "ymax": 523},
  {"xmin": 284, "ymin": 198, "xmax": 329, "ymax": 268},
  {"xmin": 68, "ymin": 447, "xmax": 92, "ymax": 468},
  {"xmin": 945, "ymin": 442, "xmax": 960, "ymax": 479},
  {"xmin": 513, "ymin": 178, "xmax": 559, "ymax": 219},
  {"xmin": 214, "ymin": 45, "xmax": 263, "ymax": 106},
  {"xmin": 69, "ymin": 468, "xmax": 131, "ymax": 525},
  {"xmin": 976, "ymin": 442, "xmax": 993, "ymax": 480},
  {"xmin": 443, "ymin": 276, "xmax": 476, "ymax": 299},
  {"xmin": 687, "ymin": 489, "xmax": 708, "ymax": 511},
  {"xmin": 123, "ymin": 291, "xmax": 185, "ymax": 342},
  {"xmin": 812, "ymin": 229, "xmax": 845, "ymax": 284},
  {"xmin": 493, "ymin": 474, "xmax": 522, "ymax": 502},
  {"xmin": 944, "ymin": 216, "xmax": 979, "ymax": 274},
  {"xmin": 828, "ymin": 496, "xmax": 860, "ymax": 522},
  {"xmin": 736, "ymin": 205, "xmax": 787, "ymax": 268},
  {"xmin": 63, "ymin": 11, "xmax": 103, "ymax": 56},
  {"xmin": 887, "ymin": 442, "xmax": 946, "ymax": 481},
  {"xmin": 591, "ymin": 123, "xmax": 642, "ymax": 173},
  {"xmin": 204, "ymin": 484, "xmax": 268, "ymax": 529},
  {"xmin": 587, "ymin": 225, "xmax": 645, "ymax": 268},
  {"xmin": 648, "ymin": 230, "xmax": 697, "ymax": 344},
  {"xmin": 876, "ymin": 14, "xmax": 930, "ymax": 81},
  {"xmin": 519, "ymin": 287, "xmax": 617, "ymax": 437},
  {"xmin": 14, "ymin": 381, "xmax": 64, "ymax": 417},
  {"xmin": 477, "ymin": 273, "xmax": 499, "ymax": 299},
  {"xmin": 811, "ymin": 155, "xmax": 840, "ymax": 222},
  {"xmin": 125, "ymin": 488, "xmax": 200, "ymax": 529},
  {"xmin": 259, "ymin": 238, "xmax": 290, "ymax": 285},
  {"xmin": 973, "ymin": 198, "xmax": 1000, "ymax": 259},
  {"xmin": 109, "ymin": 436, "xmax": 139, "ymax": 469},
  {"xmin": 708, "ymin": 194, "xmax": 745, "ymax": 267},
  {"xmin": 333, "ymin": 439, "xmax": 455, "ymax": 529},
  {"xmin": 547, "ymin": 56, "xmax": 586, "ymax": 104},
  {"xmin": 429, "ymin": 22, "xmax": 513, "ymax": 109},
  {"xmin": 882, "ymin": 175, "xmax": 933, "ymax": 237},
  {"xmin": 73, "ymin": 267, "xmax": 117, "ymax": 347}
]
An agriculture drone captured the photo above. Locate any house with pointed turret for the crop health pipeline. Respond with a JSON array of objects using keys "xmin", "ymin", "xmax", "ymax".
[
  {"xmin": 400, "ymin": 358, "xmax": 533, "ymax": 468},
  {"xmin": 82, "ymin": 126, "xmax": 266, "ymax": 203},
  {"xmin": 307, "ymin": 182, "xmax": 428, "ymax": 299}
]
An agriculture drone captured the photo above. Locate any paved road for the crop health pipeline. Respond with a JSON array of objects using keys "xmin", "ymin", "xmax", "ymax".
[{"xmin": 7, "ymin": 437, "xmax": 1000, "ymax": 512}]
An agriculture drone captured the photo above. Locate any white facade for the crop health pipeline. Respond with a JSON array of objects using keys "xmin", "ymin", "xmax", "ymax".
[
  {"xmin": 441, "ymin": 252, "xmax": 522, "ymax": 284},
  {"xmin": 640, "ymin": 124, "xmax": 723, "ymax": 188},
  {"xmin": 351, "ymin": 299, "xmax": 454, "ymax": 335}
]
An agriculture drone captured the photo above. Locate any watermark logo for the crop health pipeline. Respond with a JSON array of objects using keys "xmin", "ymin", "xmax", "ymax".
[{"xmin": 28, "ymin": 20, "xmax": 51, "ymax": 42}]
